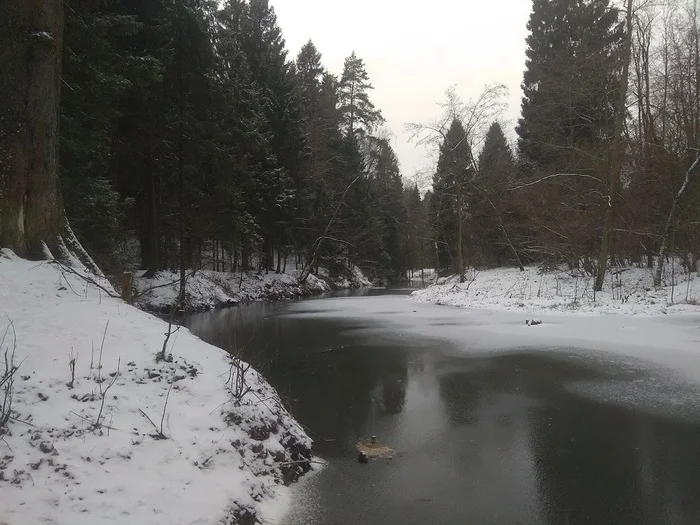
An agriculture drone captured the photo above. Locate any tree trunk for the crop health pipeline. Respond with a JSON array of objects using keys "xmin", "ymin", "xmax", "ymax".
[
  {"xmin": 0, "ymin": 0, "xmax": 66, "ymax": 258},
  {"xmin": 595, "ymin": 0, "xmax": 633, "ymax": 292},
  {"xmin": 176, "ymin": 4, "xmax": 186, "ymax": 306},
  {"xmin": 457, "ymin": 183, "xmax": 465, "ymax": 282},
  {"xmin": 241, "ymin": 239, "xmax": 249, "ymax": 272},
  {"xmin": 654, "ymin": 154, "xmax": 700, "ymax": 286}
]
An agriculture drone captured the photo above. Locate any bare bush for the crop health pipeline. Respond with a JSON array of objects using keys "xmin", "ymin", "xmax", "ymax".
[
  {"xmin": 0, "ymin": 319, "xmax": 19, "ymax": 435},
  {"xmin": 227, "ymin": 352, "xmax": 253, "ymax": 406},
  {"xmin": 94, "ymin": 357, "xmax": 120, "ymax": 431}
]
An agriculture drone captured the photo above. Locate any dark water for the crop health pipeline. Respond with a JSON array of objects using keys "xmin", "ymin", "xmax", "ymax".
[{"xmin": 186, "ymin": 292, "xmax": 700, "ymax": 525}]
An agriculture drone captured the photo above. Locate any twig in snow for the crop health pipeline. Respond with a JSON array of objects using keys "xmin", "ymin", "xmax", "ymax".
[
  {"xmin": 48, "ymin": 259, "xmax": 119, "ymax": 298},
  {"xmin": 96, "ymin": 321, "xmax": 109, "ymax": 383},
  {"xmin": 159, "ymin": 382, "xmax": 173, "ymax": 437},
  {"xmin": 138, "ymin": 407, "xmax": 167, "ymax": 440},
  {"xmin": 70, "ymin": 411, "xmax": 118, "ymax": 433},
  {"xmin": 138, "ymin": 409, "xmax": 159, "ymax": 432},
  {"xmin": 67, "ymin": 349, "xmax": 78, "ymax": 389},
  {"xmin": 137, "ymin": 382, "xmax": 173, "ymax": 440},
  {"xmin": 88, "ymin": 342, "xmax": 95, "ymax": 379},
  {"xmin": 94, "ymin": 357, "xmax": 120, "ymax": 431}
]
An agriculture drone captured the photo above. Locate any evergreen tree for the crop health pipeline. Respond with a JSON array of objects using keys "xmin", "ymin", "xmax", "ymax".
[
  {"xmin": 296, "ymin": 40, "xmax": 325, "ymax": 108},
  {"xmin": 517, "ymin": 0, "xmax": 623, "ymax": 171},
  {"xmin": 367, "ymin": 138, "xmax": 406, "ymax": 278},
  {"xmin": 60, "ymin": 0, "xmax": 145, "ymax": 267},
  {"xmin": 238, "ymin": 0, "xmax": 306, "ymax": 271},
  {"xmin": 211, "ymin": 0, "xmax": 269, "ymax": 271},
  {"xmin": 478, "ymin": 122, "xmax": 515, "ymax": 179},
  {"xmin": 431, "ymin": 119, "xmax": 475, "ymax": 277},
  {"xmin": 338, "ymin": 52, "xmax": 384, "ymax": 136},
  {"xmin": 294, "ymin": 46, "xmax": 347, "ymax": 267},
  {"xmin": 515, "ymin": 0, "xmax": 624, "ymax": 266},
  {"xmin": 472, "ymin": 122, "xmax": 521, "ymax": 267}
]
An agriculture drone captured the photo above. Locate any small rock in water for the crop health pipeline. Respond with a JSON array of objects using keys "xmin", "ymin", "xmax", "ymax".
[{"xmin": 526, "ymin": 319, "xmax": 543, "ymax": 327}]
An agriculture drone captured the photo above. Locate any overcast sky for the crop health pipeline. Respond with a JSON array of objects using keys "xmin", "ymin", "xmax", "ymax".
[{"xmin": 270, "ymin": 0, "xmax": 533, "ymax": 185}]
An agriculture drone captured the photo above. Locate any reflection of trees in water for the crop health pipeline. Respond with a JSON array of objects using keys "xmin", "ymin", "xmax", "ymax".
[
  {"xmin": 525, "ymin": 364, "xmax": 700, "ymax": 525},
  {"xmin": 438, "ymin": 372, "xmax": 480, "ymax": 426},
  {"xmin": 531, "ymin": 399, "xmax": 700, "ymax": 525},
  {"xmin": 187, "ymin": 305, "xmax": 414, "ymax": 456},
  {"xmin": 435, "ymin": 354, "xmax": 700, "ymax": 524},
  {"xmin": 378, "ymin": 363, "xmax": 408, "ymax": 415},
  {"xmin": 436, "ymin": 356, "xmax": 526, "ymax": 427},
  {"xmin": 189, "ymin": 309, "xmax": 700, "ymax": 523},
  {"xmin": 268, "ymin": 346, "xmax": 409, "ymax": 456}
]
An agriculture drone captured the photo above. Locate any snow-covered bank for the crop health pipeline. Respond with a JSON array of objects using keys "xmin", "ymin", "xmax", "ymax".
[
  {"xmin": 0, "ymin": 249, "xmax": 312, "ymax": 525},
  {"xmin": 135, "ymin": 265, "xmax": 372, "ymax": 312},
  {"xmin": 412, "ymin": 265, "xmax": 700, "ymax": 316}
]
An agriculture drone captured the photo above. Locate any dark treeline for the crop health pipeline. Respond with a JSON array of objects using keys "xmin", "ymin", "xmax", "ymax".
[
  {"xmin": 60, "ymin": 0, "xmax": 430, "ymax": 282},
  {"xmin": 425, "ymin": 0, "xmax": 700, "ymax": 290},
  {"xmin": 4, "ymin": 0, "xmax": 699, "ymax": 290}
]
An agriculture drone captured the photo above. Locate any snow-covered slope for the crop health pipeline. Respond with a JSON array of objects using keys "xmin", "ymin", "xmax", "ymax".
[
  {"xmin": 413, "ymin": 265, "xmax": 700, "ymax": 316},
  {"xmin": 0, "ymin": 249, "xmax": 311, "ymax": 525},
  {"xmin": 134, "ymin": 265, "xmax": 372, "ymax": 312}
]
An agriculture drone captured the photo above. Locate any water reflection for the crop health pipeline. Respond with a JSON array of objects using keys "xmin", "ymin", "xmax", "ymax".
[{"xmin": 186, "ymin": 301, "xmax": 700, "ymax": 525}]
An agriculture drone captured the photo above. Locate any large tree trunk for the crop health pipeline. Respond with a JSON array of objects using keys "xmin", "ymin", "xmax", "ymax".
[{"xmin": 0, "ymin": 0, "xmax": 66, "ymax": 258}]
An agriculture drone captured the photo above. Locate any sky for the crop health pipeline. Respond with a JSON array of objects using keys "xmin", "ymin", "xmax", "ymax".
[{"xmin": 270, "ymin": 0, "xmax": 533, "ymax": 187}]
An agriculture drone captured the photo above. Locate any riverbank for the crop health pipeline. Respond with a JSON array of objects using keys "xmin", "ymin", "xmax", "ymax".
[
  {"xmin": 0, "ymin": 249, "xmax": 312, "ymax": 525},
  {"xmin": 412, "ymin": 264, "xmax": 700, "ymax": 316},
  {"xmin": 135, "ymin": 265, "xmax": 372, "ymax": 312}
]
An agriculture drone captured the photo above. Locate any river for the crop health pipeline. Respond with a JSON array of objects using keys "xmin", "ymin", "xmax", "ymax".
[{"xmin": 185, "ymin": 287, "xmax": 700, "ymax": 525}]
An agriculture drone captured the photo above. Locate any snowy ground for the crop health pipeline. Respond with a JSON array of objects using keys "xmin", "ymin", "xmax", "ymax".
[
  {"xmin": 134, "ymin": 265, "xmax": 371, "ymax": 313},
  {"xmin": 412, "ymin": 264, "xmax": 700, "ymax": 316},
  {"xmin": 0, "ymin": 249, "xmax": 312, "ymax": 525}
]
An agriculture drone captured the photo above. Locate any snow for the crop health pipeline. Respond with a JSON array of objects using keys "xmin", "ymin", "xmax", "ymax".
[
  {"xmin": 134, "ymin": 265, "xmax": 371, "ymax": 312},
  {"xmin": 412, "ymin": 264, "xmax": 700, "ymax": 316},
  {"xmin": 0, "ymin": 249, "xmax": 312, "ymax": 525}
]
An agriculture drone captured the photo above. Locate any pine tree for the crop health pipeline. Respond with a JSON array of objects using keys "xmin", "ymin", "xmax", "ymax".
[
  {"xmin": 294, "ymin": 45, "xmax": 347, "ymax": 266},
  {"xmin": 517, "ymin": 0, "xmax": 623, "ymax": 171},
  {"xmin": 515, "ymin": 0, "xmax": 624, "ymax": 267},
  {"xmin": 473, "ymin": 122, "xmax": 521, "ymax": 268},
  {"xmin": 296, "ymin": 41, "xmax": 325, "ymax": 108},
  {"xmin": 478, "ymin": 122, "xmax": 515, "ymax": 179},
  {"xmin": 237, "ymin": 0, "xmax": 306, "ymax": 271},
  {"xmin": 337, "ymin": 52, "xmax": 384, "ymax": 136},
  {"xmin": 367, "ymin": 138, "xmax": 406, "ymax": 278},
  {"xmin": 60, "ymin": 0, "xmax": 145, "ymax": 267},
  {"xmin": 431, "ymin": 119, "xmax": 474, "ymax": 278}
]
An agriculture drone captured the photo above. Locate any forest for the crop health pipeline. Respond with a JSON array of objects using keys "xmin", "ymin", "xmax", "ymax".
[{"xmin": 1, "ymin": 0, "xmax": 700, "ymax": 292}]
